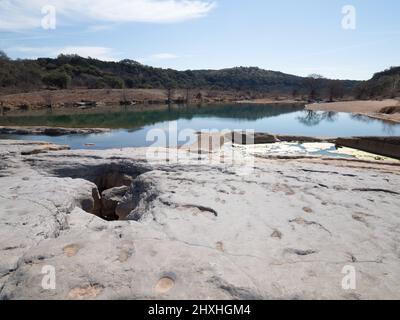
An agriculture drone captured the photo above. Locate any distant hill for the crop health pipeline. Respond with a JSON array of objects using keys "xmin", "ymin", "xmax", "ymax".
[
  {"xmin": 355, "ymin": 67, "xmax": 400, "ymax": 99},
  {"xmin": 0, "ymin": 51, "xmax": 358, "ymax": 99}
]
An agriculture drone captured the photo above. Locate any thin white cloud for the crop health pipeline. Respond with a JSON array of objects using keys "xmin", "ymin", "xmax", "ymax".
[
  {"xmin": 0, "ymin": 1, "xmax": 41, "ymax": 30},
  {"xmin": 5, "ymin": 46, "xmax": 50, "ymax": 54},
  {"xmin": 0, "ymin": 0, "xmax": 216, "ymax": 31},
  {"xmin": 57, "ymin": 46, "xmax": 118, "ymax": 61},
  {"xmin": 150, "ymin": 53, "xmax": 179, "ymax": 60},
  {"xmin": 135, "ymin": 52, "xmax": 182, "ymax": 64},
  {"xmin": 6, "ymin": 46, "xmax": 119, "ymax": 61},
  {"xmin": 84, "ymin": 0, "xmax": 216, "ymax": 23},
  {"xmin": 86, "ymin": 24, "xmax": 114, "ymax": 33}
]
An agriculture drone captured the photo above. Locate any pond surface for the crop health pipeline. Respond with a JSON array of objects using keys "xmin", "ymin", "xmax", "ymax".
[{"xmin": 1, "ymin": 103, "xmax": 400, "ymax": 150}]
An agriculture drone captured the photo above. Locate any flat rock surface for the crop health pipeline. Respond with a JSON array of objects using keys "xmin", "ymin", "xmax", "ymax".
[
  {"xmin": 0, "ymin": 126, "xmax": 110, "ymax": 136},
  {"xmin": 0, "ymin": 140, "xmax": 399, "ymax": 300}
]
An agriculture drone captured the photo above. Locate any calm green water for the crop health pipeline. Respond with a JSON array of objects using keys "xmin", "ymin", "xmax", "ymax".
[{"xmin": 1, "ymin": 103, "xmax": 399, "ymax": 150}]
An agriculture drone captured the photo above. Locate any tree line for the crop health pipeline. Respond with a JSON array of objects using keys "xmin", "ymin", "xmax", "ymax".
[
  {"xmin": 0, "ymin": 51, "xmax": 361, "ymax": 100},
  {"xmin": 354, "ymin": 67, "xmax": 400, "ymax": 99}
]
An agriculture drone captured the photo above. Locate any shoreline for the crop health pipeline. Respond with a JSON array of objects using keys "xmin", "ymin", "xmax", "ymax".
[
  {"xmin": 0, "ymin": 126, "xmax": 110, "ymax": 136},
  {"xmin": 0, "ymin": 88, "xmax": 287, "ymax": 113},
  {"xmin": 235, "ymin": 98, "xmax": 306, "ymax": 104},
  {"xmin": 306, "ymin": 99, "xmax": 400, "ymax": 123},
  {"xmin": 1, "ymin": 128, "xmax": 399, "ymax": 160},
  {"xmin": 3, "ymin": 88, "xmax": 400, "ymax": 124}
]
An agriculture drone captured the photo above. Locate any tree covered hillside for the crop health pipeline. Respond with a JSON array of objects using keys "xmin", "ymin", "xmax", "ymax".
[
  {"xmin": 0, "ymin": 51, "xmax": 358, "ymax": 99},
  {"xmin": 355, "ymin": 67, "xmax": 400, "ymax": 99}
]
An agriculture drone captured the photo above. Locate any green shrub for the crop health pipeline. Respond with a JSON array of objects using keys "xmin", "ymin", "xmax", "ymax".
[
  {"xmin": 104, "ymin": 76, "xmax": 124, "ymax": 89},
  {"xmin": 42, "ymin": 71, "xmax": 71, "ymax": 89}
]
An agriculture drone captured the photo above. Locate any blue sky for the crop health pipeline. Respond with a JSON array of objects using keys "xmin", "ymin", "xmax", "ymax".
[{"xmin": 1, "ymin": 0, "xmax": 399, "ymax": 80}]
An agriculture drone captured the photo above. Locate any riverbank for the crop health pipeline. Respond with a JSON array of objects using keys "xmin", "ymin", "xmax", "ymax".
[
  {"xmin": 0, "ymin": 139, "xmax": 399, "ymax": 300},
  {"xmin": 1, "ymin": 124, "xmax": 399, "ymax": 160},
  {"xmin": 0, "ymin": 126, "xmax": 110, "ymax": 136},
  {"xmin": 236, "ymin": 98, "xmax": 305, "ymax": 104},
  {"xmin": 0, "ymin": 89, "xmax": 276, "ymax": 112},
  {"xmin": 306, "ymin": 99, "xmax": 400, "ymax": 123}
]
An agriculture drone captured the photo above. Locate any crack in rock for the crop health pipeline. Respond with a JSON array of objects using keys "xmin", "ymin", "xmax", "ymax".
[
  {"xmin": 352, "ymin": 188, "xmax": 399, "ymax": 195},
  {"xmin": 181, "ymin": 205, "xmax": 218, "ymax": 217},
  {"xmin": 301, "ymin": 169, "xmax": 357, "ymax": 177},
  {"xmin": 160, "ymin": 199, "xmax": 218, "ymax": 217},
  {"xmin": 284, "ymin": 248, "xmax": 318, "ymax": 256},
  {"xmin": 289, "ymin": 217, "xmax": 332, "ymax": 235},
  {"xmin": 208, "ymin": 277, "xmax": 264, "ymax": 300}
]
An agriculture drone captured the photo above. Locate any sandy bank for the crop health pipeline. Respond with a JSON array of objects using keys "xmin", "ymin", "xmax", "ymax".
[{"xmin": 306, "ymin": 99, "xmax": 400, "ymax": 123}]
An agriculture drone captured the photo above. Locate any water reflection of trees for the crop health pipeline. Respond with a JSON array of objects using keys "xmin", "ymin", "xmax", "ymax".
[
  {"xmin": 0, "ymin": 103, "xmax": 305, "ymax": 129},
  {"xmin": 296, "ymin": 110, "xmax": 338, "ymax": 127},
  {"xmin": 350, "ymin": 114, "xmax": 398, "ymax": 135},
  {"xmin": 382, "ymin": 122, "xmax": 396, "ymax": 135},
  {"xmin": 179, "ymin": 103, "xmax": 305, "ymax": 121},
  {"xmin": 350, "ymin": 114, "xmax": 374, "ymax": 123}
]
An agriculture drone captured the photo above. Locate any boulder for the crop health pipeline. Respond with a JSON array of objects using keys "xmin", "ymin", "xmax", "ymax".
[
  {"xmin": 336, "ymin": 136, "xmax": 400, "ymax": 160},
  {"xmin": 115, "ymin": 194, "xmax": 135, "ymax": 220},
  {"xmin": 380, "ymin": 106, "xmax": 400, "ymax": 114},
  {"xmin": 101, "ymin": 186, "xmax": 129, "ymax": 220}
]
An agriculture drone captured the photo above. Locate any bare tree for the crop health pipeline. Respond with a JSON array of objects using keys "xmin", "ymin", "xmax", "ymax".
[
  {"xmin": 186, "ymin": 87, "xmax": 191, "ymax": 104},
  {"xmin": 121, "ymin": 88, "xmax": 129, "ymax": 105},
  {"xmin": 196, "ymin": 92, "xmax": 203, "ymax": 103},
  {"xmin": 41, "ymin": 91, "xmax": 53, "ymax": 110},
  {"xmin": 390, "ymin": 75, "xmax": 400, "ymax": 98},
  {"xmin": 167, "ymin": 87, "xmax": 174, "ymax": 104},
  {"xmin": 328, "ymin": 80, "xmax": 344, "ymax": 102},
  {"xmin": 304, "ymin": 74, "xmax": 325, "ymax": 101}
]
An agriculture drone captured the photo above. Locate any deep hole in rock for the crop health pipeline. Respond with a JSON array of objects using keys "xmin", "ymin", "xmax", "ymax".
[
  {"xmin": 51, "ymin": 163, "xmax": 153, "ymax": 221},
  {"xmin": 92, "ymin": 172, "xmax": 134, "ymax": 221}
]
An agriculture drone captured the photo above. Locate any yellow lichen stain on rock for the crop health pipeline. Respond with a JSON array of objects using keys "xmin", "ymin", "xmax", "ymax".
[
  {"xmin": 272, "ymin": 183, "xmax": 295, "ymax": 196},
  {"xmin": 63, "ymin": 244, "xmax": 80, "ymax": 257},
  {"xmin": 67, "ymin": 284, "xmax": 104, "ymax": 300},
  {"xmin": 117, "ymin": 250, "xmax": 130, "ymax": 262},
  {"xmin": 154, "ymin": 277, "xmax": 175, "ymax": 294}
]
